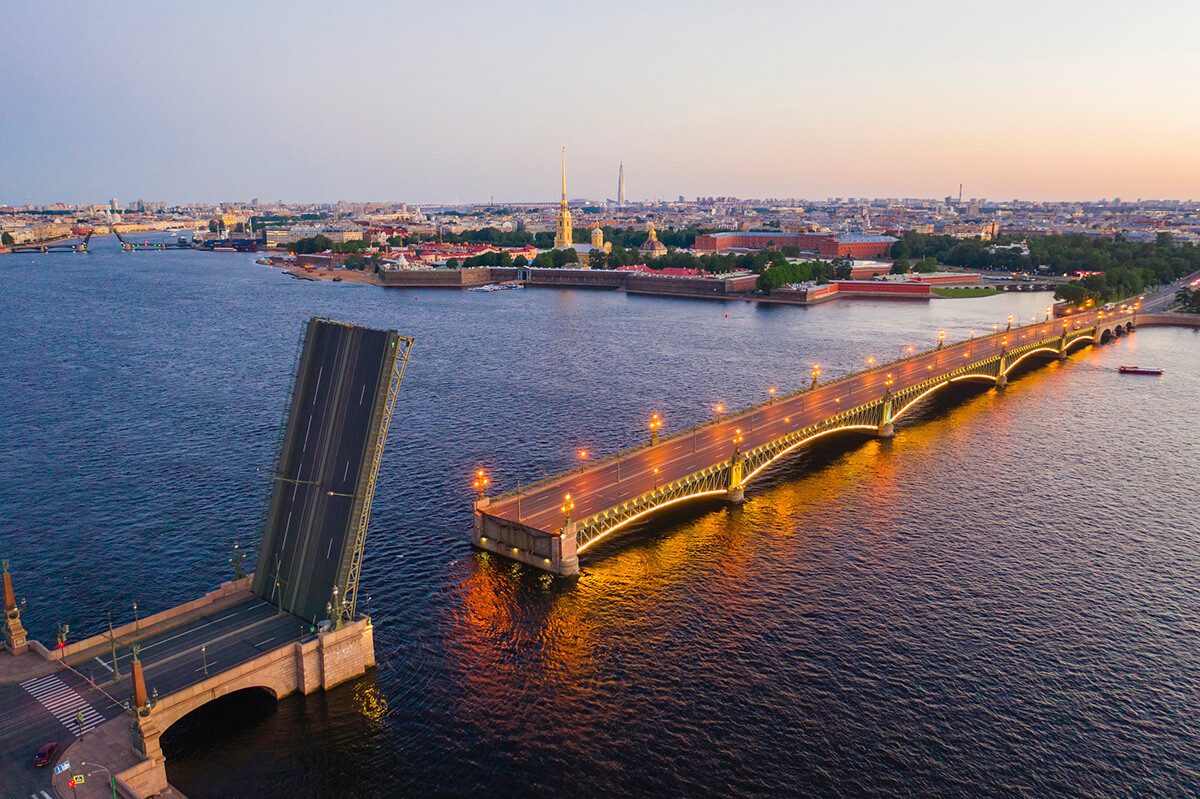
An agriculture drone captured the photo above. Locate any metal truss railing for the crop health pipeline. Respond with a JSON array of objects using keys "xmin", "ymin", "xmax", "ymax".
[{"xmin": 342, "ymin": 334, "xmax": 414, "ymax": 623}]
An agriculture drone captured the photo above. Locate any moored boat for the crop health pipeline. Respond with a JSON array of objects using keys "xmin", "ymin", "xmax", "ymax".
[{"xmin": 1118, "ymin": 366, "xmax": 1163, "ymax": 375}]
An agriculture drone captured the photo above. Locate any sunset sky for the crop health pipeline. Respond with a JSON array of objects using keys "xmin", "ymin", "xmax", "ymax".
[{"xmin": 2, "ymin": 0, "xmax": 1198, "ymax": 205}]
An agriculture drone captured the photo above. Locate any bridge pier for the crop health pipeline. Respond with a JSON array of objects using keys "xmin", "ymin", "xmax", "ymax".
[
  {"xmin": 473, "ymin": 498, "xmax": 580, "ymax": 576},
  {"xmin": 877, "ymin": 392, "xmax": 895, "ymax": 438},
  {"xmin": 724, "ymin": 455, "xmax": 745, "ymax": 503},
  {"xmin": 996, "ymin": 348, "xmax": 1008, "ymax": 390}
]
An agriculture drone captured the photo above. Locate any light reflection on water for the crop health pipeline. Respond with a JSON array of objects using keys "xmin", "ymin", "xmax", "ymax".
[{"xmin": 2, "ymin": 241, "xmax": 1199, "ymax": 796}]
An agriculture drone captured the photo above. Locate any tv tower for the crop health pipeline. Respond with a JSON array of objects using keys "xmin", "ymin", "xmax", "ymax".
[{"xmin": 618, "ymin": 162, "xmax": 625, "ymax": 206}]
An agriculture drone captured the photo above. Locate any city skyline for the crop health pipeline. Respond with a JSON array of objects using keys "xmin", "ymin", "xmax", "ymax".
[{"xmin": 2, "ymin": 0, "xmax": 1199, "ymax": 205}]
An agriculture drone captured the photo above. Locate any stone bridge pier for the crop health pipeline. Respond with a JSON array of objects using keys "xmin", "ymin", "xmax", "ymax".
[{"xmin": 116, "ymin": 618, "xmax": 376, "ymax": 798}]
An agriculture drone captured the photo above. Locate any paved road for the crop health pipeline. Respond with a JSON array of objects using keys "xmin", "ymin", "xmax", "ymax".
[
  {"xmin": 65, "ymin": 597, "xmax": 308, "ymax": 702},
  {"xmin": 0, "ymin": 668, "xmax": 122, "ymax": 799},
  {"xmin": 1139, "ymin": 270, "xmax": 1200, "ymax": 312},
  {"xmin": 488, "ymin": 309, "xmax": 1119, "ymax": 535}
]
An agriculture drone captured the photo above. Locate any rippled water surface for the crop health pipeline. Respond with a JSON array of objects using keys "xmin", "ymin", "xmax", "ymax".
[{"xmin": 2, "ymin": 240, "xmax": 1199, "ymax": 797}]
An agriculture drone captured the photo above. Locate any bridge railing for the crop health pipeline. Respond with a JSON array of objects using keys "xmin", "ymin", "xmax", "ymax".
[{"xmin": 488, "ymin": 314, "xmax": 1104, "ymax": 504}]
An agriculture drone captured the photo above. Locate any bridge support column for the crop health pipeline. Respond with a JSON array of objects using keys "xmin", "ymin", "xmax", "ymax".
[
  {"xmin": 724, "ymin": 456, "xmax": 745, "ymax": 503},
  {"xmin": 1058, "ymin": 331, "xmax": 1068, "ymax": 361},
  {"xmin": 996, "ymin": 348, "xmax": 1008, "ymax": 390},
  {"xmin": 877, "ymin": 392, "xmax": 895, "ymax": 438}
]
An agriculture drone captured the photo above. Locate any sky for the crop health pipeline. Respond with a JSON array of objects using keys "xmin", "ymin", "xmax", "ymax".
[{"xmin": 2, "ymin": 0, "xmax": 1198, "ymax": 205}]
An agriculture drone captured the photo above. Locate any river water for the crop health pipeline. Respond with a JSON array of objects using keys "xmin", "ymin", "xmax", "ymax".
[{"xmin": 2, "ymin": 237, "xmax": 1199, "ymax": 797}]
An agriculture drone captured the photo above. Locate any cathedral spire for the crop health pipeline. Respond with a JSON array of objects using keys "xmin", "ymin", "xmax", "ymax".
[{"xmin": 554, "ymin": 147, "xmax": 573, "ymax": 248}]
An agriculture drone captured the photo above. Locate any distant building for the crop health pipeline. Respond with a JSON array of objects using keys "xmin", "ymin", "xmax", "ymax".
[
  {"xmin": 692, "ymin": 231, "xmax": 896, "ymax": 259},
  {"xmin": 639, "ymin": 224, "xmax": 668, "ymax": 259}
]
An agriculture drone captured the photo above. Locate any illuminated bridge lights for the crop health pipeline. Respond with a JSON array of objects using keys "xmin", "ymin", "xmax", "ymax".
[{"xmin": 483, "ymin": 310, "xmax": 1134, "ymax": 569}]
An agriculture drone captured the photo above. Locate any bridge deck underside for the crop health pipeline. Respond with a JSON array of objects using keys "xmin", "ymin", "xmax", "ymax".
[
  {"xmin": 485, "ymin": 310, "xmax": 1133, "ymax": 552},
  {"xmin": 65, "ymin": 598, "xmax": 307, "ymax": 701}
]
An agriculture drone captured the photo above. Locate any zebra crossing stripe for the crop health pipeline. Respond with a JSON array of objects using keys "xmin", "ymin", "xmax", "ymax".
[{"xmin": 20, "ymin": 675, "xmax": 106, "ymax": 735}]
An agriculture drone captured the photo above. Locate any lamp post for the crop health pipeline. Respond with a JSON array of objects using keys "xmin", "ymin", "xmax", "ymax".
[
  {"xmin": 1007, "ymin": 314, "xmax": 1013, "ymax": 331},
  {"xmin": 767, "ymin": 386, "xmax": 776, "ymax": 404},
  {"xmin": 228, "ymin": 541, "xmax": 246, "ymax": 580},
  {"xmin": 132, "ymin": 601, "xmax": 139, "ymax": 637},
  {"xmin": 201, "ymin": 644, "xmax": 208, "ymax": 676},
  {"xmin": 561, "ymin": 493, "xmax": 574, "ymax": 527},
  {"xmin": 473, "ymin": 469, "xmax": 488, "ymax": 501},
  {"xmin": 653, "ymin": 467, "xmax": 659, "ymax": 490},
  {"xmin": 811, "ymin": 364, "xmax": 821, "ymax": 389},
  {"xmin": 108, "ymin": 611, "xmax": 120, "ymax": 678},
  {"xmin": 937, "ymin": 330, "xmax": 946, "ymax": 349},
  {"xmin": 81, "ymin": 761, "xmax": 118, "ymax": 799},
  {"xmin": 649, "ymin": 413, "xmax": 662, "ymax": 446},
  {"xmin": 577, "ymin": 449, "xmax": 588, "ymax": 473}
]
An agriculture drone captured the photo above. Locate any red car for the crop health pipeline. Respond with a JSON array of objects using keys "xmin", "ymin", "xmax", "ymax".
[{"xmin": 32, "ymin": 741, "xmax": 59, "ymax": 767}]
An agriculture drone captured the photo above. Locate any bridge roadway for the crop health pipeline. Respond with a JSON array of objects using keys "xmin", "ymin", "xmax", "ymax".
[
  {"xmin": 64, "ymin": 597, "xmax": 308, "ymax": 700},
  {"xmin": 476, "ymin": 306, "xmax": 1136, "ymax": 574}
]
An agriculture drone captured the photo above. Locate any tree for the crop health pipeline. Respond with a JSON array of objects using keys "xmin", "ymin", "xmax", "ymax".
[
  {"xmin": 1176, "ymin": 287, "xmax": 1193, "ymax": 307},
  {"xmin": 913, "ymin": 257, "xmax": 938, "ymax": 273},
  {"xmin": 1, "ymin": 232, "xmax": 13, "ymax": 246},
  {"xmin": 208, "ymin": 219, "xmax": 219, "ymax": 233},
  {"xmin": 446, "ymin": 258, "xmax": 459, "ymax": 268},
  {"xmin": 588, "ymin": 248, "xmax": 606, "ymax": 268},
  {"xmin": 891, "ymin": 257, "xmax": 909, "ymax": 275}
]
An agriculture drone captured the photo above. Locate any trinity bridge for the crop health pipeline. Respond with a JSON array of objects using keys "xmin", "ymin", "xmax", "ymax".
[{"xmin": 473, "ymin": 306, "xmax": 1147, "ymax": 576}]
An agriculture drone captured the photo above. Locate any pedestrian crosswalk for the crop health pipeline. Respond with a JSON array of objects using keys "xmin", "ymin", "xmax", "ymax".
[
  {"xmin": 31, "ymin": 791, "xmax": 53, "ymax": 799},
  {"xmin": 20, "ymin": 674, "xmax": 106, "ymax": 736}
]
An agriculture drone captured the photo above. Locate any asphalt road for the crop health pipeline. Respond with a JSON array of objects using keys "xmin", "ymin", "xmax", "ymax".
[
  {"xmin": 65, "ymin": 597, "xmax": 308, "ymax": 702},
  {"xmin": 489, "ymin": 308, "xmax": 1121, "ymax": 535},
  {"xmin": 0, "ymin": 668, "xmax": 122, "ymax": 799},
  {"xmin": 257, "ymin": 320, "xmax": 394, "ymax": 624}
]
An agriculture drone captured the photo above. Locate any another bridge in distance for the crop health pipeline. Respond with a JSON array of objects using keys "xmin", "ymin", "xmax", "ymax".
[{"xmin": 473, "ymin": 306, "xmax": 1143, "ymax": 576}]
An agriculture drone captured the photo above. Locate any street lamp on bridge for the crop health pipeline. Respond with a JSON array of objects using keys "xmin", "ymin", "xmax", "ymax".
[
  {"xmin": 577, "ymin": 449, "xmax": 589, "ymax": 473},
  {"xmin": 1007, "ymin": 315, "xmax": 1014, "ymax": 331},
  {"xmin": 473, "ymin": 469, "xmax": 489, "ymax": 501},
  {"xmin": 811, "ymin": 364, "xmax": 821, "ymax": 389},
  {"xmin": 937, "ymin": 329, "xmax": 946, "ymax": 349},
  {"xmin": 561, "ymin": 493, "xmax": 574, "ymax": 526},
  {"xmin": 767, "ymin": 386, "xmax": 776, "ymax": 404},
  {"xmin": 649, "ymin": 413, "xmax": 662, "ymax": 445},
  {"xmin": 732, "ymin": 428, "xmax": 744, "ymax": 459}
]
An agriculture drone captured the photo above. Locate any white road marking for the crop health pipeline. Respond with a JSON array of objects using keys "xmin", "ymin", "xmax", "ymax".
[
  {"xmin": 93, "ymin": 657, "xmax": 114, "ymax": 674},
  {"xmin": 20, "ymin": 675, "xmax": 106, "ymax": 735}
]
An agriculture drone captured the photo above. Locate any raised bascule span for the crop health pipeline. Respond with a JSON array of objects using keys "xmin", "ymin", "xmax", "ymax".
[{"xmin": 472, "ymin": 306, "xmax": 1142, "ymax": 576}]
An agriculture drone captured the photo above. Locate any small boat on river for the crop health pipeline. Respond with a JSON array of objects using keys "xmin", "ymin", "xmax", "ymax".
[{"xmin": 1118, "ymin": 366, "xmax": 1163, "ymax": 375}]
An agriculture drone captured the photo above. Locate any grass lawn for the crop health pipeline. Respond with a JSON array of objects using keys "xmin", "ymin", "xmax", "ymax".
[{"xmin": 931, "ymin": 286, "xmax": 1002, "ymax": 298}]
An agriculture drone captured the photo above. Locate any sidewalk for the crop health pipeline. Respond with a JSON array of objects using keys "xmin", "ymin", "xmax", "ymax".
[
  {"xmin": 52, "ymin": 717, "xmax": 188, "ymax": 799},
  {"xmin": 0, "ymin": 648, "xmax": 61, "ymax": 684}
]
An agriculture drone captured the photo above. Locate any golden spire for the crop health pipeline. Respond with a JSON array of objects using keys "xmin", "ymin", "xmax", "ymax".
[{"xmin": 554, "ymin": 146, "xmax": 573, "ymax": 248}]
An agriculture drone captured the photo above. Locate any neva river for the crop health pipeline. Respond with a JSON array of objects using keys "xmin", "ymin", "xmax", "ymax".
[{"xmin": 2, "ymin": 238, "xmax": 1200, "ymax": 797}]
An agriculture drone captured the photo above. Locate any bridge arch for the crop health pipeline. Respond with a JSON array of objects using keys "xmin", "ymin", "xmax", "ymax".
[
  {"xmin": 1004, "ymin": 346, "xmax": 1062, "ymax": 375},
  {"xmin": 740, "ymin": 423, "xmax": 878, "ymax": 486}
]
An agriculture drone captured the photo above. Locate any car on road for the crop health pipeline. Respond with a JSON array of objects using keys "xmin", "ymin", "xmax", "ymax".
[{"xmin": 32, "ymin": 741, "xmax": 59, "ymax": 767}]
